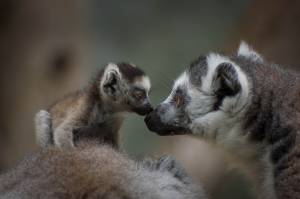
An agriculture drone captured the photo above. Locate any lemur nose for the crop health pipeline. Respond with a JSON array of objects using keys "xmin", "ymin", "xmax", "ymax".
[
  {"xmin": 142, "ymin": 102, "xmax": 153, "ymax": 112},
  {"xmin": 144, "ymin": 111, "xmax": 157, "ymax": 131},
  {"xmin": 146, "ymin": 105, "xmax": 154, "ymax": 113},
  {"xmin": 155, "ymin": 104, "xmax": 168, "ymax": 114}
]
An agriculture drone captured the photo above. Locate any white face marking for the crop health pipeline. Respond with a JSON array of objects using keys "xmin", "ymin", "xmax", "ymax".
[
  {"xmin": 164, "ymin": 72, "xmax": 189, "ymax": 104},
  {"xmin": 237, "ymin": 41, "xmax": 263, "ymax": 62},
  {"xmin": 134, "ymin": 76, "xmax": 151, "ymax": 92},
  {"xmin": 161, "ymin": 53, "xmax": 251, "ymax": 140},
  {"xmin": 188, "ymin": 53, "xmax": 251, "ymax": 141},
  {"xmin": 129, "ymin": 62, "xmax": 136, "ymax": 67}
]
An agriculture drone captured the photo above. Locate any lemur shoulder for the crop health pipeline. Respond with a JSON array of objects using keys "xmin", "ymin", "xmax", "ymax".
[
  {"xmin": 146, "ymin": 42, "xmax": 300, "ymax": 199},
  {"xmin": 35, "ymin": 62, "xmax": 153, "ymax": 149},
  {"xmin": 0, "ymin": 142, "xmax": 205, "ymax": 198}
]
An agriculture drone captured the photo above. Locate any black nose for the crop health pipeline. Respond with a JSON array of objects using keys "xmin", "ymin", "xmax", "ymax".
[
  {"xmin": 134, "ymin": 104, "xmax": 153, "ymax": 116},
  {"xmin": 144, "ymin": 111, "xmax": 170, "ymax": 135},
  {"xmin": 144, "ymin": 112, "xmax": 158, "ymax": 132},
  {"xmin": 146, "ymin": 104, "xmax": 154, "ymax": 112},
  {"xmin": 144, "ymin": 112, "xmax": 152, "ymax": 124}
]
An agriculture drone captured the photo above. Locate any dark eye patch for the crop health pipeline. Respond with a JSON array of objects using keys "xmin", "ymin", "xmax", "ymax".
[
  {"xmin": 171, "ymin": 88, "xmax": 187, "ymax": 107},
  {"xmin": 132, "ymin": 87, "xmax": 146, "ymax": 101}
]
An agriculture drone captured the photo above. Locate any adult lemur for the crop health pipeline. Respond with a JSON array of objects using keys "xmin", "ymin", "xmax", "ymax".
[
  {"xmin": 0, "ymin": 63, "xmax": 206, "ymax": 198},
  {"xmin": 0, "ymin": 142, "xmax": 205, "ymax": 199},
  {"xmin": 35, "ymin": 62, "xmax": 153, "ymax": 149},
  {"xmin": 145, "ymin": 42, "xmax": 300, "ymax": 199}
]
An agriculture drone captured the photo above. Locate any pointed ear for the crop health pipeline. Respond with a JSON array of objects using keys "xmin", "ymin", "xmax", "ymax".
[
  {"xmin": 212, "ymin": 62, "xmax": 241, "ymax": 97},
  {"xmin": 237, "ymin": 41, "xmax": 263, "ymax": 62},
  {"xmin": 101, "ymin": 63, "xmax": 122, "ymax": 100}
]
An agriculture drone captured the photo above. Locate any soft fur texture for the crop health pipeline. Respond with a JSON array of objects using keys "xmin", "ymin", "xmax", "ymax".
[
  {"xmin": 0, "ymin": 143, "xmax": 205, "ymax": 199},
  {"xmin": 145, "ymin": 42, "xmax": 300, "ymax": 199}
]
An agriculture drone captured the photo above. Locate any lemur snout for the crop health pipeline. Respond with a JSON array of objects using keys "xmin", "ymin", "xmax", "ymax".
[
  {"xmin": 144, "ymin": 111, "xmax": 169, "ymax": 135},
  {"xmin": 144, "ymin": 107, "xmax": 187, "ymax": 136},
  {"xmin": 134, "ymin": 102, "xmax": 153, "ymax": 116}
]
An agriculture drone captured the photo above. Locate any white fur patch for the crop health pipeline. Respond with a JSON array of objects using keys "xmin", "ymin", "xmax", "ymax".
[
  {"xmin": 237, "ymin": 41, "xmax": 263, "ymax": 62},
  {"xmin": 164, "ymin": 72, "xmax": 189, "ymax": 104},
  {"xmin": 35, "ymin": 110, "xmax": 52, "ymax": 147},
  {"xmin": 164, "ymin": 52, "xmax": 251, "ymax": 142},
  {"xmin": 135, "ymin": 76, "xmax": 151, "ymax": 92},
  {"xmin": 174, "ymin": 72, "xmax": 189, "ymax": 90}
]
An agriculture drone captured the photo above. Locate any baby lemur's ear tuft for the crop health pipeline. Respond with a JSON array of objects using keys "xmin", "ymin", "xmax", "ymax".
[
  {"xmin": 212, "ymin": 62, "xmax": 241, "ymax": 97},
  {"xmin": 101, "ymin": 63, "xmax": 122, "ymax": 100}
]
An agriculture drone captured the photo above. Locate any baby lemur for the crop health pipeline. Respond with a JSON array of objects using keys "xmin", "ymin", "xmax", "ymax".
[
  {"xmin": 146, "ymin": 42, "xmax": 300, "ymax": 199},
  {"xmin": 35, "ymin": 62, "xmax": 153, "ymax": 149}
]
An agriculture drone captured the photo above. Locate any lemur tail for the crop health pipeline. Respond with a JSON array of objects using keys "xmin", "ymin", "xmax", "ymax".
[{"xmin": 35, "ymin": 110, "xmax": 53, "ymax": 147}]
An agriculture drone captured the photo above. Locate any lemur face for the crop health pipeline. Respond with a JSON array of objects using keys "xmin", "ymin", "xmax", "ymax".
[
  {"xmin": 101, "ymin": 63, "xmax": 153, "ymax": 115},
  {"xmin": 146, "ymin": 42, "xmax": 258, "ymax": 138}
]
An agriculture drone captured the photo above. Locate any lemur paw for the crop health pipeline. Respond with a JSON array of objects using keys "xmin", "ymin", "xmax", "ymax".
[{"xmin": 54, "ymin": 127, "xmax": 75, "ymax": 150}]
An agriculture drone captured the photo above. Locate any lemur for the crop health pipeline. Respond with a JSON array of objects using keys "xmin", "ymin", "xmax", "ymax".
[
  {"xmin": 35, "ymin": 62, "xmax": 153, "ymax": 149},
  {"xmin": 145, "ymin": 42, "xmax": 300, "ymax": 199},
  {"xmin": 0, "ymin": 140, "xmax": 205, "ymax": 198}
]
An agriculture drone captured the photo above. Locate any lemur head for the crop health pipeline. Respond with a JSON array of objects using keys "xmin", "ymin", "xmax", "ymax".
[
  {"xmin": 100, "ymin": 62, "xmax": 153, "ymax": 115},
  {"xmin": 145, "ymin": 42, "xmax": 263, "ymax": 139}
]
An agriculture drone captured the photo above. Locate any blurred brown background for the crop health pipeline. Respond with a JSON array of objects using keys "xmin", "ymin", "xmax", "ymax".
[{"xmin": 0, "ymin": 0, "xmax": 299, "ymax": 198}]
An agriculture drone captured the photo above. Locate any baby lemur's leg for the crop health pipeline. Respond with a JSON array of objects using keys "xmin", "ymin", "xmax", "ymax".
[
  {"xmin": 35, "ymin": 110, "xmax": 83, "ymax": 149},
  {"xmin": 54, "ymin": 116, "xmax": 88, "ymax": 149},
  {"xmin": 54, "ymin": 122, "xmax": 75, "ymax": 149},
  {"xmin": 35, "ymin": 110, "xmax": 52, "ymax": 147},
  {"xmin": 53, "ymin": 99, "xmax": 94, "ymax": 149}
]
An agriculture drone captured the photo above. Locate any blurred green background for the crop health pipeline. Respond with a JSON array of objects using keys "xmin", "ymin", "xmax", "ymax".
[{"xmin": 0, "ymin": 0, "xmax": 299, "ymax": 198}]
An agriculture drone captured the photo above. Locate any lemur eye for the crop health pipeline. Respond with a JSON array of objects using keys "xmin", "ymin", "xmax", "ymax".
[
  {"xmin": 133, "ymin": 89, "xmax": 145, "ymax": 101},
  {"xmin": 173, "ymin": 94, "xmax": 184, "ymax": 107}
]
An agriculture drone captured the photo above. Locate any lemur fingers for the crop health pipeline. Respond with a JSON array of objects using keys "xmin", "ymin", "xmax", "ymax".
[{"xmin": 35, "ymin": 110, "xmax": 52, "ymax": 147}]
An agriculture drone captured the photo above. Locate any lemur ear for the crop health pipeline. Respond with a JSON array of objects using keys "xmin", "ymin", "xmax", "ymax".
[
  {"xmin": 102, "ymin": 63, "xmax": 122, "ymax": 100},
  {"xmin": 237, "ymin": 41, "xmax": 263, "ymax": 62},
  {"xmin": 212, "ymin": 62, "xmax": 241, "ymax": 97}
]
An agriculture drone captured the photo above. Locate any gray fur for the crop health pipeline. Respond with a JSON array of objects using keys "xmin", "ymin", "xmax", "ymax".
[{"xmin": 0, "ymin": 143, "xmax": 206, "ymax": 199}]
